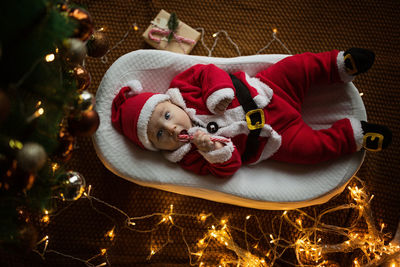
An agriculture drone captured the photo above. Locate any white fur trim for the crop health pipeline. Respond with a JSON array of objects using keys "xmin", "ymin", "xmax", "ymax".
[
  {"xmin": 166, "ymin": 88, "xmax": 187, "ymax": 109},
  {"xmin": 126, "ymin": 80, "xmax": 143, "ymax": 94},
  {"xmin": 252, "ymin": 130, "xmax": 282, "ymax": 164},
  {"xmin": 199, "ymin": 141, "xmax": 235, "ymax": 164},
  {"xmin": 187, "ymin": 126, "xmax": 207, "ymax": 136},
  {"xmin": 348, "ymin": 117, "xmax": 363, "ymax": 151},
  {"xmin": 337, "ymin": 51, "xmax": 354, "ymax": 83},
  {"xmin": 163, "ymin": 143, "xmax": 192, "ymax": 162},
  {"xmin": 245, "ymin": 74, "xmax": 274, "ymax": 108},
  {"xmin": 196, "ymin": 106, "xmax": 246, "ymax": 137},
  {"xmin": 137, "ymin": 94, "xmax": 170, "ymax": 151},
  {"xmin": 186, "ymin": 127, "xmax": 235, "ymax": 164},
  {"xmin": 206, "ymin": 88, "xmax": 235, "ymax": 114}
]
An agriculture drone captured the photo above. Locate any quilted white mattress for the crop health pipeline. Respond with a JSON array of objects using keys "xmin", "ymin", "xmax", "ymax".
[{"xmin": 93, "ymin": 49, "xmax": 366, "ymax": 210}]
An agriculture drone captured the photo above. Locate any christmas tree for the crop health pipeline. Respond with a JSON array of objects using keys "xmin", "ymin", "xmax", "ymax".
[{"xmin": 0, "ymin": 0, "xmax": 100, "ymax": 252}]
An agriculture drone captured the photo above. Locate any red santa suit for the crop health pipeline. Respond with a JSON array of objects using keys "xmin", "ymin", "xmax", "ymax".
[{"xmin": 162, "ymin": 50, "xmax": 364, "ymax": 178}]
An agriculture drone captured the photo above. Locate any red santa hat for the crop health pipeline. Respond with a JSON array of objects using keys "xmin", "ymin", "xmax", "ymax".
[{"xmin": 111, "ymin": 80, "xmax": 170, "ymax": 151}]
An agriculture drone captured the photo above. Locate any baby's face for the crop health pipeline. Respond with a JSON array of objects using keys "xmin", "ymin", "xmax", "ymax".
[{"xmin": 147, "ymin": 100, "xmax": 192, "ymax": 151}]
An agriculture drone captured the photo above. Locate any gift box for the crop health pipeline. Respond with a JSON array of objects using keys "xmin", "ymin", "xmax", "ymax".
[{"xmin": 142, "ymin": 10, "xmax": 201, "ymax": 54}]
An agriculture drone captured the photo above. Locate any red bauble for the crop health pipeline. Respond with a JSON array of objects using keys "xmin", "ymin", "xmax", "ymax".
[
  {"xmin": 68, "ymin": 7, "xmax": 94, "ymax": 42},
  {"xmin": 68, "ymin": 110, "xmax": 100, "ymax": 136}
]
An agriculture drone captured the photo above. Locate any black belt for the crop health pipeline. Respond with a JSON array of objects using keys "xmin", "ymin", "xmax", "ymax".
[{"xmin": 229, "ymin": 74, "xmax": 265, "ymax": 162}]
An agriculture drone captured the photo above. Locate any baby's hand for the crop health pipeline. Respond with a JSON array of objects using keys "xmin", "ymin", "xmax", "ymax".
[
  {"xmin": 192, "ymin": 131, "xmax": 223, "ymax": 152},
  {"xmin": 214, "ymin": 98, "xmax": 231, "ymax": 115}
]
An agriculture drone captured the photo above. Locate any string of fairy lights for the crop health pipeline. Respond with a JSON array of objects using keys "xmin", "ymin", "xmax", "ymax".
[
  {"xmin": 98, "ymin": 23, "xmax": 292, "ymax": 63},
  {"xmin": 28, "ymin": 23, "xmax": 399, "ymax": 266},
  {"xmin": 33, "ymin": 176, "xmax": 400, "ymax": 266}
]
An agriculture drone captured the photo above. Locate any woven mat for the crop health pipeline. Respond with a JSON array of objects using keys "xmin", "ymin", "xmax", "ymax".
[{"xmin": 2, "ymin": 0, "xmax": 399, "ymax": 266}]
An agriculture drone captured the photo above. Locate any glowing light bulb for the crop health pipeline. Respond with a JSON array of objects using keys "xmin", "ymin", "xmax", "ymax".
[
  {"xmin": 199, "ymin": 214, "xmax": 208, "ymax": 222},
  {"xmin": 9, "ymin": 139, "xmax": 23, "ymax": 150},
  {"xmin": 41, "ymin": 215, "xmax": 50, "ymax": 223},
  {"xmin": 106, "ymin": 228, "xmax": 115, "ymax": 240},
  {"xmin": 45, "ymin": 53, "xmax": 55, "ymax": 62}
]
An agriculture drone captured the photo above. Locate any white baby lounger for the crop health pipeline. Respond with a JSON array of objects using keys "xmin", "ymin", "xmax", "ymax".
[{"xmin": 93, "ymin": 49, "xmax": 366, "ymax": 210}]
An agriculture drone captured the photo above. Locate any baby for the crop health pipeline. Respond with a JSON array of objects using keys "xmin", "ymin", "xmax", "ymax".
[{"xmin": 111, "ymin": 49, "xmax": 391, "ymax": 178}]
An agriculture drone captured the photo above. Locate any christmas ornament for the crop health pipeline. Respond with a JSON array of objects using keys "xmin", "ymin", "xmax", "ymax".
[
  {"xmin": 16, "ymin": 142, "xmax": 47, "ymax": 173},
  {"xmin": 68, "ymin": 7, "xmax": 94, "ymax": 42},
  {"xmin": 68, "ymin": 109, "xmax": 100, "ymax": 136},
  {"xmin": 86, "ymin": 30, "xmax": 110, "ymax": 58},
  {"xmin": 73, "ymin": 64, "xmax": 91, "ymax": 92},
  {"xmin": 76, "ymin": 90, "xmax": 95, "ymax": 112},
  {"xmin": 1, "ymin": 140, "xmax": 36, "ymax": 191},
  {"xmin": 2, "ymin": 160, "xmax": 36, "ymax": 192},
  {"xmin": 61, "ymin": 38, "xmax": 87, "ymax": 65},
  {"xmin": 54, "ymin": 127, "xmax": 76, "ymax": 162},
  {"xmin": 57, "ymin": 171, "xmax": 86, "ymax": 201},
  {"xmin": 0, "ymin": 89, "xmax": 11, "ymax": 123}
]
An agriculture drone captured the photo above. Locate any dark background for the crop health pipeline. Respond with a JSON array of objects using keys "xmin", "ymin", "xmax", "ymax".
[{"xmin": 2, "ymin": 0, "xmax": 399, "ymax": 266}]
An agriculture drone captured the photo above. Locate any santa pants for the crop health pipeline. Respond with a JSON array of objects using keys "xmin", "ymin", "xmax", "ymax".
[{"xmin": 255, "ymin": 50, "xmax": 362, "ymax": 164}]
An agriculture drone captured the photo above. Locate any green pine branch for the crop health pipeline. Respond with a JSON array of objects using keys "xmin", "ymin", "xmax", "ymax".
[{"xmin": 167, "ymin": 12, "xmax": 179, "ymax": 43}]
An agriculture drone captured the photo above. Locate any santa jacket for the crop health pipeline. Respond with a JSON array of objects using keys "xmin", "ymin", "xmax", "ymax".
[
  {"xmin": 163, "ymin": 63, "xmax": 282, "ymax": 178},
  {"xmin": 155, "ymin": 49, "xmax": 364, "ymax": 178}
]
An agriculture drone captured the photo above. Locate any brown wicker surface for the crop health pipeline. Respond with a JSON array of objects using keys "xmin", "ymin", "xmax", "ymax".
[{"xmin": 2, "ymin": 0, "xmax": 399, "ymax": 266}]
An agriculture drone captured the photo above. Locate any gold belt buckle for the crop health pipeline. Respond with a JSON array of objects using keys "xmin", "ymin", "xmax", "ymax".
[
  {"xmin": 245, "ymin": 109, "xmax": 265, "ymax": 130},
  {"xmin": 344, "ymin": 54, "xmax": 358, "ymax": 75},
  {"xmin": 363, "ymin": 133, "xmax": 384, "ymax": 152}
]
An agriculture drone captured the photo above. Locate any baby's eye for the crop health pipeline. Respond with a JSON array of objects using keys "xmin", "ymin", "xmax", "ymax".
[
  {"xmin": 165, "ymin": 111, "xmax": 170, "ymax": 120},
  {"xmin": 157, "ymin": 129, "xmax": 163, "ymax": 139}
]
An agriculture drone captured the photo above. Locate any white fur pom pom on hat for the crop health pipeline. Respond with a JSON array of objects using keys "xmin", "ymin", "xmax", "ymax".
[{"xmin": 125, "ymin": 80, "xmax": 143, "ymax": 96}]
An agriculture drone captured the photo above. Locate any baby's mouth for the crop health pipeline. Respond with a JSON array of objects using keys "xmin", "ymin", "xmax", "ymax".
[{"xmin": 178, "ymin": 130, "xmax": 189, "ymax": 142}]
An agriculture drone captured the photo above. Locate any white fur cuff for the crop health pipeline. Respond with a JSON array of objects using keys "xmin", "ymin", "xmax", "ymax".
[
  {"xmin": 337, "ymin": 51, "xmax": 354, "ymax": 83},
  {"xmin": 163, "ymin": 143, "xmax": 192, "ymax": 162},
  {"xmin": 206, "ymin": 88, "xmax": 235, "ymax": 114},
  {"xmin": 348, "ymin": 117, "xmax": 363, "ymax": 151},
  {"xmin": 199, "ymin": 141, "xmax": 235, "ymax": 164}
]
